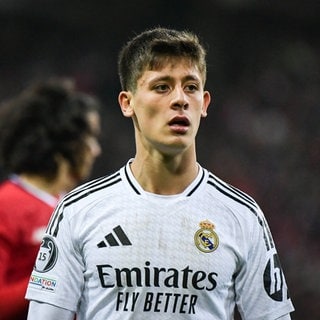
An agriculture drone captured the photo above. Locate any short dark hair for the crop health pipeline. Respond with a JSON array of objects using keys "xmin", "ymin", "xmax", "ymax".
[
  {"xmin": 0, "ymin": 78, "xmax": 100, "ymax": 180},
  {"xmin": 118, "ymin": 27, "xmax": 207, "ymax": 91}
]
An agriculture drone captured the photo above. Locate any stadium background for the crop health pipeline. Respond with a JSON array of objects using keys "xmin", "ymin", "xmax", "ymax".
[{"xmin": 0, "ymin": 1, "xmax": 319, "ymax": 318}]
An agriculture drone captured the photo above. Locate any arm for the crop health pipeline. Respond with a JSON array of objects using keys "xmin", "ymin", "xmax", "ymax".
[
  {"xmin": 234, "ymin": 206, "xmax": 294, "ymax": 319},
  {"xmin": 0, "ymin": 210, "xmax": 29, "ymax": 320},
  {"xmin": 27, "ymin": 300, "xmax": 75, "ymax": 320},
  {"xmin": 25, "ymin": 204, "xmax": 84, "ymax": 316}
]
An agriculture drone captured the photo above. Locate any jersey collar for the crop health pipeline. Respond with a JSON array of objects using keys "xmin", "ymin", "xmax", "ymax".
[
  {"xmin": 10, "ymin": 174, "xmax": 59, "ymax": 207},
  {"xmin": 123, "ymin": 159, "xmax": 206, "ymax": 198}
]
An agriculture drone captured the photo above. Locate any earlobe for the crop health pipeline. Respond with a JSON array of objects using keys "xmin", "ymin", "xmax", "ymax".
[
  {"xmin": 201, "ymin": 91, "xmax": 211, "ymax": 117},
  {"xmin": 118, "ymin": 91, "xmax": 134, "ymax": 117}
]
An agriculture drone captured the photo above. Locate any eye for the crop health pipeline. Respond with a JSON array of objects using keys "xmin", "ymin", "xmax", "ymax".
[
  {"xmin": 154, "ymin": 84, "xmax": 170, "ymax": 92},
  {"xmin": 185, "ymin": 84, "xmax": 199, "ymax": 92}
]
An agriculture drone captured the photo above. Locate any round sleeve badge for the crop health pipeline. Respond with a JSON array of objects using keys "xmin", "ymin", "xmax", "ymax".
[
  {"xmin": 34, "ymin": 236, "xmax": 58, "ymax": 273},
  {"xmin": 194, "ymin": 219, "xmax": 219, "ymax": 253}
]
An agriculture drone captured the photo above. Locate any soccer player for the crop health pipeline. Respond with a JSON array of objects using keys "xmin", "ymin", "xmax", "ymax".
[
  {"xmin": 26, "ymin": 28, "xmax": 294, "ymax": 319},
  {"xmin": 0, "ymin": 78, "xmax": 101, "ymax": 320}
]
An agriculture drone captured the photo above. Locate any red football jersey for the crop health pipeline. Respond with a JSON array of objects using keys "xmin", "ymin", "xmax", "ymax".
[{"xmin": 0, "ymin": 178, "xmax": 58, "ymax": 319}]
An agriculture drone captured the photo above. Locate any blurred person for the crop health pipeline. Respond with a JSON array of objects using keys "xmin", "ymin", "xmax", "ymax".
[
  {"xmin": 26, "ymin": 28, "xmax": 294, "ymax": 319},
  {"xmin": 0, "ymin": 78, "xmax": 101, "ymax": 320}
]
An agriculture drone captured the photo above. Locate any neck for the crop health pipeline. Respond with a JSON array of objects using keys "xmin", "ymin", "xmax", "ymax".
[
  {"xmin": 18, "ymin": 174, "xmax": 62, "ymax": 196},
  {"xmin": 130, "ymin": 151, "xmax": 199, "ymax": 195},
  {"xmin": 18, "ymin": 161, "xmax": 78, "ymax": 196}
]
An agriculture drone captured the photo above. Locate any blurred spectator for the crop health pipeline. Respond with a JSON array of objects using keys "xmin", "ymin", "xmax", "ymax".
[{"xmin": 0, "ymin": 78, "xmax": 102, "ymax": 319}]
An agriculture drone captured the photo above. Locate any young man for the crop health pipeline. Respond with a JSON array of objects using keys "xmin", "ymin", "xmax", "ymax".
[
  {"xmin": 26, "ymin": 28, "xmax": 294, "ymax": 319},
  {"xmin": 0, "ymin": 78, "xmax": 101, "ymax": 320}
]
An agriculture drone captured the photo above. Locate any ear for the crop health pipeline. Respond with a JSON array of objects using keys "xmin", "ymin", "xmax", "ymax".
[
  {"xmin": 118, "ymin": 91, "xmax": 134, "ymax": 117},
  {"xmin": 201, "ymin": 91, "xmax": 211, "ymax": 118}
]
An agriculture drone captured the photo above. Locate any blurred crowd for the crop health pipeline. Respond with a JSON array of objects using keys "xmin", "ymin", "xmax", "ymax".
[
  {"xmin": 205, "ymin": 41, "xmax": 320, "ymax": 319},
  {"xmin": 0, "ymin": 1, "xmax": 319, "ymax": 319}
]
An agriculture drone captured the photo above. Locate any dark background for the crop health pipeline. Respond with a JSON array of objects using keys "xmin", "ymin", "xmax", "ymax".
[{"xmin": 0, "ymin": 1, "xmax": 319, "ymax": 318}]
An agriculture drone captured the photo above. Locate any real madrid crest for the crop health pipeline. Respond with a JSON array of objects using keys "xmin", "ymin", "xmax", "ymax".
[{"xmin": 194, "ymin": 219, "xmax": 219, "ymax": 253}]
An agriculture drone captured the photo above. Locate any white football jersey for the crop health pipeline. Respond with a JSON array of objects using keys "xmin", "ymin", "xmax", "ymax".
[{"xmin": 26, "ymin": 161, "xmax": 294, "ymax": 319}]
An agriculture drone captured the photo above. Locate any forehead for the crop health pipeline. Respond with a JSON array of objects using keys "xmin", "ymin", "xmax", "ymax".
[{"xmin": 138, "ymin": 58, "xmax": 203, "ymax": 84}]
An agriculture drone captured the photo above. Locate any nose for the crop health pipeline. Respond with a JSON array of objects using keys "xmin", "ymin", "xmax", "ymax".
[{"xmin": 171, "ymin": 87, "xmax": 188, "ymax": 110}]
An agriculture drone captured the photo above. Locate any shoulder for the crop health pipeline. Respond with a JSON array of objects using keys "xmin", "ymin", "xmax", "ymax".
[
  {"xmin": 205, "ymin": 171, "xmax": 260, "ymax": 213},
  {"xmin": 202, "ymin": 169, "xmax": 265, "ymax": 227},
  {"xmin": 0, "ymin": 179, "xmax": 41, "ymax": 209},
  {"xmin": 0, "ymin": 179, "xmax": 21, "ymax": 197},
  {"xmin": 45, "ymin": 170, "xmax": 123, "ymax": 238},
  {"xmin": 60, "ymin": 170, "xmax": 122, "ymax": 209},
  {"xmin": 203, "ymin": 169, "xmax": 276, "ymax": 251}
]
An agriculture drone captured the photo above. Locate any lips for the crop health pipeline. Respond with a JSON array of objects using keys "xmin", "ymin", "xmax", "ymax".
[
  {"xmin": 168, "ymin": 116, "xmax": 190, "ymax": 126},
  {"xmin": 168, "ymin": 116, "xmax": 190, "ymax": 133}
]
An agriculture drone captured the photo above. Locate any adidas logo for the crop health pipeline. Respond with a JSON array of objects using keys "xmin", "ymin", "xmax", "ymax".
[{"xmin": 97, "ymin": 225, "xmax": 132, "ymax": 248}]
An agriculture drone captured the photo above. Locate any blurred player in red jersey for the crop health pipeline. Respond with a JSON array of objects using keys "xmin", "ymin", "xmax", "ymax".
[{"xmin": 0, "ymin": 78, "xmax": 101, "ymax": 320}]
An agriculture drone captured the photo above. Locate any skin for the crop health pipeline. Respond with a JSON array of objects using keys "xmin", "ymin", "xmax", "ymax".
[
  {"xmin": 118, "ymin": 58, "xmax": 211, "ymax": 195},
  {"xmin": 76, "ymin": 110, "xmax": 101, "ymax": 182}
]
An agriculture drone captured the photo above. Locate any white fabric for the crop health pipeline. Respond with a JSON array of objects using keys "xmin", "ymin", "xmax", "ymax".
[
  {"xmin": 276, "ymin": 314, "xmax": 291, "ymax": 320},
  {"xmin": 27, "ymin": 300, "xmax": 74, "ymax": 320},
  {"xmin": 26, "ymin": 161, "xmax": 294, "ymax": 319}
]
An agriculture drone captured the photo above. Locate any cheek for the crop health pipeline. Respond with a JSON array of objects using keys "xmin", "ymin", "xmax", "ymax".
[
  {"xmin": 77, "ymin": 146, "xmax": 98, "ymax": 177},
  {"xmin": 145, "ymin": 108, "xmax": 161, "ymax": 120},
  {"xmin": 135, "ymin": 104, "xmax": 162, "ymax": 127}
]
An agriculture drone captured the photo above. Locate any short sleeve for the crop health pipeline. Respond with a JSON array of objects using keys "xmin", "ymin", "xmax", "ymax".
[
  {"xmin": 25, "ymin": 204, "xmax": 84, "ymax": 312},
  {"xmin": 234, "ymin": 208, "xmax": 294, "ymax": 320}
]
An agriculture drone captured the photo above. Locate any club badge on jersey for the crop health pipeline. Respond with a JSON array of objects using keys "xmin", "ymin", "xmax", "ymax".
[{"xmin": 194, "ymin": 220, "xmax": 219, "ymax": 253}]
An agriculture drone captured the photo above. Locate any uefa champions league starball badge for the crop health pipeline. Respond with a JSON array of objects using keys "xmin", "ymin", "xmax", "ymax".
[{"xmin": 194, "ymin": 219, "xmax": 219, "ymax": 253}]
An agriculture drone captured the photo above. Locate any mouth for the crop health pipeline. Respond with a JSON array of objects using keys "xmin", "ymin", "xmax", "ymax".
[{"xmin": 168, "ymin": 116, "xmax": 190, "ymax": 133}]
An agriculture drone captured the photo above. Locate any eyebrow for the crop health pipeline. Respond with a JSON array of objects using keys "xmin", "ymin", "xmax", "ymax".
[{"xmin": 148, "ymin": 74, "xmax": 201, "ymax": 85}]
